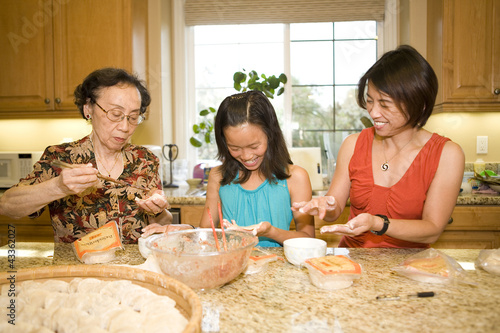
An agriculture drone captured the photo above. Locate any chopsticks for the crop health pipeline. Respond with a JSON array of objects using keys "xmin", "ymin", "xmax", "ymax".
[
  {"xmin": 207, "ymin": 207, "xmax": 221, "ymax": 252},
  {"xmin": 218, "ymin": 201, "xmax": 228, "ymax": 251},
  {"xmin": 51, "ymin": 159, "xmax": 150, "ymax": 192}
]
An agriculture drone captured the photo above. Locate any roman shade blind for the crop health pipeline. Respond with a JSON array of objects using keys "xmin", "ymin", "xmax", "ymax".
[{"xmin": 184, "ymin": 0, "xmax": 385, "ymax": 25}]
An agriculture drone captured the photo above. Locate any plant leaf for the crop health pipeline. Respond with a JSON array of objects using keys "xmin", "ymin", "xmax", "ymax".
[
  {"xmin": 277, "ymin": 87, "xmax": 285, "ymax": 96},
  {"xmin": 267, "ymin": 76, "xmax": 280, "ymax": 89},
  {"xmin": 190, "ymin": 137, "xmax": 202, "ymax": 147},
  {"xmin": 204, "ymin": 132, "xmax": 211, "ymax": 143},
  {"xmin": 233, "ymin": 71, "xmax": 246, "ymax": 83},
  {"xmin": 193, "ymin": 124, "xmax": 200, "ymax": 133},
  {"xmin": 279, "ymin": 73, "xmax": 288, "ymax": 84},
  {"xmin": 200, "ymin": 109, "xmax": 210, "ymax": 116}
]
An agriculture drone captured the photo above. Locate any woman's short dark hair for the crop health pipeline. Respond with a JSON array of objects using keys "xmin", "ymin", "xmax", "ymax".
[
  {"xmin": 74, "ymin": 67, "xmax": 151, "ymax": 119},
  {"xmin": 357, "ymin": 45, "xmax": 438, "ymax": 128},
  {"xmin": 215, "ymin": 90, "xmax": 291, "ymax": 186}
]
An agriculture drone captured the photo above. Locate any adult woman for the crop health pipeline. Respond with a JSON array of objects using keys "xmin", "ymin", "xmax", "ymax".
[
  {"xmin": 199, "ymin": 91, "xmax": 314, "ymax": 247},
  {"xmin": 0, "ymin": 68, "xmax": 172, "ymax": 244},
  {"xmin": 293, "ymin": 45, "xmax": 464, "ymax": 248}
]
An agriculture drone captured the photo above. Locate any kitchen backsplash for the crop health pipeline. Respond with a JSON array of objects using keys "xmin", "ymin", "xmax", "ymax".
[{"xmin": 464, "ymin": 162, "xmax": 500, "ymax": 174}]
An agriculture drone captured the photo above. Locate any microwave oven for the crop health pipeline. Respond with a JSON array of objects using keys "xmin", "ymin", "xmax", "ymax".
[{"xmin": 0, "ymin": 151, "xmax": 44, "ymax": 188}]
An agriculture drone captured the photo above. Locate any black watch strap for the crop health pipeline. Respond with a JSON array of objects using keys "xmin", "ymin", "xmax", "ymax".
[{"xmin": 371, "ymin": 214, "xmax": 390, "ymax": 235}]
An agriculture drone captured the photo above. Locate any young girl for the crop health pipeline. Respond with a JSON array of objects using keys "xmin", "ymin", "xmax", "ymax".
[{"xmin": 199, "ymin": 91, "xmax": 314, "ymax": 247}]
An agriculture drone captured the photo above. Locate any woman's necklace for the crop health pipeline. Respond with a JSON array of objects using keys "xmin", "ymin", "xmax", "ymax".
[
  {"xmin": 381, "ymin": 132, "xmax": 416, "ymax": 171},
  {"xmin": 96, "ymin": 152, "xmax": 121, "ymax": 177},
  {"xmin": 90, "ymin": 134, "xmax": 123, "ymax": 177}
]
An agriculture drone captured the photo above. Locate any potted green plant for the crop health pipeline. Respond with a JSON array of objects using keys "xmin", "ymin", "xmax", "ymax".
[{"xmin": 190, "ymin": 69, "xmax": 287, "ymax": 148}]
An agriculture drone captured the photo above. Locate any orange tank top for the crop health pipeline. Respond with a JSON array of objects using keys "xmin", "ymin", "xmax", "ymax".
[{"xmin": 339, "ymin": 127, "xmax": 450, "ymax": 248}]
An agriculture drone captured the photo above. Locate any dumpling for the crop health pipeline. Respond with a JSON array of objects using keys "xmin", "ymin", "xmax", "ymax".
[
  {"xmin": 41, "ymin": 279, "xmax": 69, "ymax": 293},
  {"xmin": 140, "ymin": 297, "xmax": 177, "ymax": 316},
  {"xmin": 119, "ymin": 284, "xmax": 155, "ymax": 311},
  {"xmin": 107, "ymin": 307, "xmax": 144, "ymax": 332},
  {"xmin": 50, "ymin": 307, "xmax": 82, "ymax": 333},
  {"xmin": 18, "ymin": 304, "xmax": 52, "ymax": 328},
  {"xmin": 75, "ymin": 277, "xmax": 104, "ymax": 293},
  {"xmin": 20, "ymin": 289, "xmax": 51, "ymax": 309},
  {"xmin": 142, "ymin": 313, "xmax": 188, "ymax": 333},
  {"xmin": 100, "ymin": 279, "xmax": 133, "ymax": 297}
]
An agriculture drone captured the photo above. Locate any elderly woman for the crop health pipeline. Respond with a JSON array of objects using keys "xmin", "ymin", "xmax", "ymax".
[{"xmin": 0, "ymin": 68, "xmax": 175, "ymax": 244}]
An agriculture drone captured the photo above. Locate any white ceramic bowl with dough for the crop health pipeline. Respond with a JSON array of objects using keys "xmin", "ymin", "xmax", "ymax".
[
  {"xmin": 283, "ymin": 238, "xmax": 327, "ymax": 267},
  {"xmin": 138, "ymin": 234, "xmax": 156, "ymax": 259}
]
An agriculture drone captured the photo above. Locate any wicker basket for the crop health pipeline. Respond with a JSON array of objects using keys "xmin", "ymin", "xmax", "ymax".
[{"xmin": 0, "ymin": 265, "xmax": 202, "ymax": 333}]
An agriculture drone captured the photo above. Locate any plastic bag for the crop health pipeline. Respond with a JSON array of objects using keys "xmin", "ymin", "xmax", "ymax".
[
  {"xmin": 392, "ymin": 248, "xmax": 471, "ymax": 284},
  {"xmin": 244, "ymin": 247, "xmax": 278, "ymax": 275},
  {"xmin": 304, "ymin": 255, "xmax": 362, "ymax": 290},
  {"xmin": 475, "ymin": 249, "xmax": 500, "ymax": 276},
  {"xmin": 73, "ymin": 221, "xmax": 123, "ymax": 264}
]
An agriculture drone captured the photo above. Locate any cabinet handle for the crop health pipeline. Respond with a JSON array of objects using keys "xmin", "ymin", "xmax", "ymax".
[
  {"xmin": 55, "ymin": 98, "xmax": 61, "ymax": 104},
  {"xmin": 494, "ymin": 88, "xmax": 500, "ymax": 95},
  {"xmin": 44, "ymin": 98, "xmax": 50, "ymax": 104}
]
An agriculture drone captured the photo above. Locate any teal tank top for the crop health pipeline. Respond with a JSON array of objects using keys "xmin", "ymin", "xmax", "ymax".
[{"xmin": 219, "ymin": 175, "xmax": 293, "ymax": 247}]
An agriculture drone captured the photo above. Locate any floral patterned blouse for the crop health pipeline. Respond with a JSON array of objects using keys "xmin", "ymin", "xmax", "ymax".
[{"xmin": 17, "ymin": 136, "xmax": 162, "ymax": 244}]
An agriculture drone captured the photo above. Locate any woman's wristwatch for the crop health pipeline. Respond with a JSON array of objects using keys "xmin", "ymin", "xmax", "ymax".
[{"xmin": 371, "ymin": 214, "xmax": 390, "ymax": 235}]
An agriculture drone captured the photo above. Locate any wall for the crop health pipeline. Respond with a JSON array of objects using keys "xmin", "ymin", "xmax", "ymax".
[{"xmin": 425, "ymin": 112, "xmax": 500, "ymax": 162}]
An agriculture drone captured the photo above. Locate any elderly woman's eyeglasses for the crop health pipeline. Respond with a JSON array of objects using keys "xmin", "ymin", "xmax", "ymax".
[{"xmin": 93, "ymin": 101, "xmax": 145, "ymax": 125}]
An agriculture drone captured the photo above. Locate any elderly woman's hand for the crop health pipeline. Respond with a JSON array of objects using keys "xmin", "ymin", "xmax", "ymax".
[
  {"xmin": 135, "ymin": 190, "xmax": 170, "ymax": 215},
  {"xmin": 291, "ymin": 196, "xmax": 337, "ymax": 220},
  {"xmin": 141, "ymin": 223, "xmax": 194, "ymax": 238},
  {"xmin": 58, "ymin": 163, "xmax": 99, "ymax": 196}
]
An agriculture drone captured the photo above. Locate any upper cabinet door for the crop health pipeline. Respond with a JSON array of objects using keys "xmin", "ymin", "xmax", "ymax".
[
  {"xmin": 0, "ymin": 0, "xmax": 54, "ymax": 113},
  {"xmin": 52, "ymin": 0, "xmax": 134, "ymax": 111},
  {"xmin": 0, "ymin": 0, "xmax": 146, "ymax": 118},
  {"xmin": 427, "ymin": 0, "xmax": 500, "ymax": 112}
]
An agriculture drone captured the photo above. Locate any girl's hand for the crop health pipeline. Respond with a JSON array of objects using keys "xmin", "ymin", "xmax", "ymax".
[
  {"xmin": 292, "ymin": 196, "xmax": 337, "ymax": 220},
  {"xmin": 320, "ymin": 213, "xmax": 374, "ymax": 236},
  {"xmin": 135, "ymin": 190, "xmax": 170, "ymax": 215},
  {"xmin": 223, "ymin": 219, "xmax": 264, "ymax": 236}
]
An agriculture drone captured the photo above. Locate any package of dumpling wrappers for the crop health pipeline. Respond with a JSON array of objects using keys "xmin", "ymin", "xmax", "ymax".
[
  {"xmin": 73, "ymin": 221, "xmax": 123, "ymax": 264},
  {"xmin": 245, "ymin": 247, "xmax": 278, "ymax": 274},
  {"xmin": 392, "ymin": 248, "xmax": 474, "ymax": 285},
  {"xmin": 475, "ymin": 249, "xmax": 500, "ymax": 276}
]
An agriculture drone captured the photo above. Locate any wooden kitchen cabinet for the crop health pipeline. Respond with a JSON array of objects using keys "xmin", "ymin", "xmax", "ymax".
[
  {"xmin": 173, "ymin": 205, "xmax": 205, "ymax": 228},
  {"xmin": 0, "ymin": 210, "xmax": 53, "ymax": 246},
  {"xmin": 427, "ymin": 0, "xmax": 500, "ymax": 113},
  {"xmin": 0, "ymin": 0, "xmax": 146, "ymax": 118},
  {"xmin": 433, "ymin": 205, "xmax": 500, "ymax": 249},
  {"xmin": 313, "ymin": 205, "xmax": 500, "ymax": 249}
]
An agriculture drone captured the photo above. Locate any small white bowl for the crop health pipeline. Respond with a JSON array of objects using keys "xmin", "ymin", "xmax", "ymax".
[
  {"xmin": 283, "ymin": 238, "xmax": 327, "ymax": 267},
  {"xmin": 186, "ymin": 178, "xmax": 202, "ymax": 187},
  {"xmin": 138, "ymin": 235, "xmax": 156, "ymax": 259}
]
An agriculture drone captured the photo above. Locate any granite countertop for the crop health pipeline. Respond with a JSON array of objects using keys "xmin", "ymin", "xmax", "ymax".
[
  {"xmin": 1, "ymin": 185, "xmax": 499, "ymax": 206},
  {"xmin": 1, "ymin": 242, "xmax": 499, "ymax": 332}
]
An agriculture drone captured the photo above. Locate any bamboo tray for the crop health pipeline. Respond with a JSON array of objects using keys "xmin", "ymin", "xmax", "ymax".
[{"xmin": 0, "ymin": 265, "xmax": 202, "ymax": 333}]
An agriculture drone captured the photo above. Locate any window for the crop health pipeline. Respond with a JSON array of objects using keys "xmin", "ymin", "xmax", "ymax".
[
  {"xmin": 290, "ymin": 22, "xmax": 377, "ymax": 163},
  {"xmin": 192, "ymin": 21, "xmax": 378, "ymax": 168}
]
